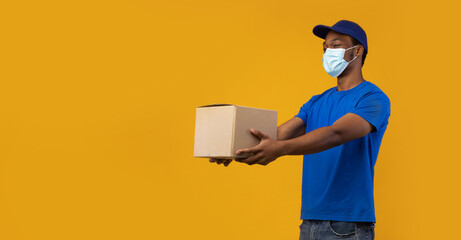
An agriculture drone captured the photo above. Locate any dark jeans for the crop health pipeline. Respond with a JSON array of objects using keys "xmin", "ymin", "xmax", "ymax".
[{"xmin": 299, "ymin": 220, "xmax": 375, "ymax": 240}]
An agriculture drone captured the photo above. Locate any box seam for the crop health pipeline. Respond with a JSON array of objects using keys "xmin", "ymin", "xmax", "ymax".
[{"xmin": 230, "ymin": 106, "xmax": 237, "ymax": 158}]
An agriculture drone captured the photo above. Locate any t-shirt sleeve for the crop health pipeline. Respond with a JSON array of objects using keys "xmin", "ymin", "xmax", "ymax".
[
  {"xmin": 351, "ymin": 92, "xmax": 391, "ymax": 132},
  {"xmin": 294, "ymin": 97, "xmax": 313, "ymax": 124}
]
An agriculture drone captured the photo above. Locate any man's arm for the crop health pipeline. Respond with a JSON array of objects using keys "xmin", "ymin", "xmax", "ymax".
[
  {"xmin": 277, "ymin": 117, "xmax": 306, "ymax": 141},
  {"xmin": 235, "ymin": 113, "xmax": 373, "ymax": 165},
  {"xmin": 278, "ymin": 113, "xmax": 373, "ymax": 156}
]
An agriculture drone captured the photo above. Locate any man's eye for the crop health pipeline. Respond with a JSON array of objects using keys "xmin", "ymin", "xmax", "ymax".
[{"xmin": 333, "ymin": 45, "xmax": 341, "ymax": 48}]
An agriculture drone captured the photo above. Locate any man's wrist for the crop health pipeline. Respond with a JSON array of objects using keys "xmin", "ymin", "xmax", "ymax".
[{"xmin": 276, "ymin": 140, "xmax": 290, "ymax": 157}]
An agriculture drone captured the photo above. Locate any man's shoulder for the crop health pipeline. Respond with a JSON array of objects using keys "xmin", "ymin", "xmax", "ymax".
[
  {"xmin": 363, "ymin": 81, "xmax": 388, "ymax": 95},
  {"xmin": 361, "ymin": 81, "xmax": 391, "ymax": 102}
]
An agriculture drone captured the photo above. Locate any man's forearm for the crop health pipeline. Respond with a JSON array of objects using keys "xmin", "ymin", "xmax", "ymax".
[
  {"xmin": 276, "ymin": 117, "xmax": 306, "ymax": 141},
  {"xmin": 278, "ymin": 126, "xmax": 345, "ymax": 156}
]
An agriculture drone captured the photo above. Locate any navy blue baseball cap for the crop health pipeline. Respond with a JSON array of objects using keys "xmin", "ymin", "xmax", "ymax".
[{"xmin": 313, "ymin": 20, "xmax": 368, "ymax": 53}]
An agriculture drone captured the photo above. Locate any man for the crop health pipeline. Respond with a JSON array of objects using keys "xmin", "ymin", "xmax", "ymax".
[{"xmin": 210, "ymin": 20, "xmax": 390, "ymax": 240}]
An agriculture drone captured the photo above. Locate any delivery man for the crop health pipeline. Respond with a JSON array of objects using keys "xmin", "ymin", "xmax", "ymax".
[{"xmin": 210, "ymin": 20, "xmax": 390, "ymax": 240}]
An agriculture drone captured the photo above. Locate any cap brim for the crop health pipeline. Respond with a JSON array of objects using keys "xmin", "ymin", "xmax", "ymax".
[{"xmin": 313, "ymin": 25, "xmax": 332, "ymax": 39}]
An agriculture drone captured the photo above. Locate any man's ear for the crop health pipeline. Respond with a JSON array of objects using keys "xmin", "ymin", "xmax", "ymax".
[{"xmin": 355, "ymin": 45, "xmax": 364, "ymax": 57}]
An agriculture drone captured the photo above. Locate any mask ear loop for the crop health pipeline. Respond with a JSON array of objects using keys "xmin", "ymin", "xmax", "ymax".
[
  {"xmin": 347, "ymin": 55, "xmax": 358, "ymax": 63},
  {"xmin": 345, "ymin": 45, "xmax": 359, "ymax": 63},
  {"xmin": 345, "ymin": 45, "xmax": 359, "ymax": 51}
]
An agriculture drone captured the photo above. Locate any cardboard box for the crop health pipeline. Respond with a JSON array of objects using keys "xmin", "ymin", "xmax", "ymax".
[{"xmin": 194, "ymin": 104, "xmax": 277, "ymax": 159}]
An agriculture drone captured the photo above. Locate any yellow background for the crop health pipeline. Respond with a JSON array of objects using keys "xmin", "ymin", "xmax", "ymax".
[{"xmin": 1, "ymin": 0, "xmax": 460, "ymax": 239}]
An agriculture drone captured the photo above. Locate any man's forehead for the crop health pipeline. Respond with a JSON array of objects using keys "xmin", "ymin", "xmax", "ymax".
[{"xmin": 323, "ymin": 32, "xmax": 350, "ymax": 44}]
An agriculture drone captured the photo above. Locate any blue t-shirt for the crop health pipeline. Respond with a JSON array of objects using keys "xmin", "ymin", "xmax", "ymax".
[{"xmin": 294, "ymin": 80, "xmax": 391, "ymax": 223}]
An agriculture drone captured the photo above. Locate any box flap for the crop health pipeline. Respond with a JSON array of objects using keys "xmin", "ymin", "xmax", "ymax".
[
  {"xmin": 197, "ymin": 103, "xmax": 234, "ymax": 108},
  {"xmin": 198, "ymin": 104, "xmax": 277, "ymax": 113}
]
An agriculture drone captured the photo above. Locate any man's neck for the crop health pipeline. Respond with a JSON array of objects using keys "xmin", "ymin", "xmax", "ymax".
[{"xmin": 336, "ymin": 69, "xmax": 364, "ymax": 91}]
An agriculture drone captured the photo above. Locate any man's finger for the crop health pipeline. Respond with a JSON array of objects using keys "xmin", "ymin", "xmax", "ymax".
[
  {"xmin": 210, "ymin": 158, "xmax": 229, "ymax": 165},
  {"xmin": 247, "ymin": 153, "xmax": 264, "ymax": 165},
  {"xmin": 223, "ymin": 159, "xmax": 232, "ymax": 167},
  {"xmin": 238, "ymin": 155, "xmax": 254, "ymax": 164},
  {"xmin": 235, "ymin": 147, "xmax": 259, "ymax": 156},
  {"xmin": 250, "ymin": 128, "xmax": 269, "ymax": 140}
]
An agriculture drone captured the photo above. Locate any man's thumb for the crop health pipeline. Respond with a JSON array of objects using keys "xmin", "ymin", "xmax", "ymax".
[{"xmin": 251, "ymin": 129, "xmax": 268, "ymax": 139}]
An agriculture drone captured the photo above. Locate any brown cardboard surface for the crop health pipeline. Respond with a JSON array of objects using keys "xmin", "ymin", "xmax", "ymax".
[
  {"xmin": 232, "ymin": 105, "xmax": 277, "ymax": 158},
  {"xmin": 194, "ymin": 104, "xmax": 277, "ymax": 159},
  {"xmin": 194, "ymin": 105, "xmax": 235, "ymax": 158}
]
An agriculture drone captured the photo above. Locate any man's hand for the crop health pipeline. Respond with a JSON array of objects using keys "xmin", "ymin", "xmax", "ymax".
[
  {"xmin": 234, "ymin": 129, "xmax": 283, "ymax": 166},
  {"xmin": 209, "ymin": 158, "xmax": 233, "ymax": 167}
]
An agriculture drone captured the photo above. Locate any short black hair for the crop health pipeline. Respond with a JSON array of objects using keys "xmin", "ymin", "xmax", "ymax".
[{"xmin": 350, "ymin": 36, "xmax": 367, "ymax": 66}]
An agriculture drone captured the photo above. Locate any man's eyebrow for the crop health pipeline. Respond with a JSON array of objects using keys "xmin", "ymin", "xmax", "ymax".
[
  {"xmin": 323, "ymin": 38, "xmax": 342, "ymax": 45},
  {"xmin": 328, "ymin": 38, "xmax": 342, "ymax": 43}
]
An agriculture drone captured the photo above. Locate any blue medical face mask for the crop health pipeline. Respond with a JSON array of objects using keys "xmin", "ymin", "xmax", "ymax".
[{"xmin": 322, "ymin": 45, "xmax": 359, "ymax": 78}]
